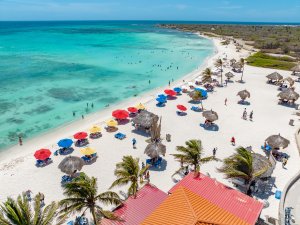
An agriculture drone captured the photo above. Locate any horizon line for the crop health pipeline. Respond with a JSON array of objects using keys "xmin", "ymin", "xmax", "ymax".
[{"xmin": 0, "ymin": 19, "xmax": 300, "ymax": 24}]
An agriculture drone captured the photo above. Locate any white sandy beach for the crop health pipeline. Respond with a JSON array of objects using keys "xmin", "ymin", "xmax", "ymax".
[{"xmin": 0, "ymin": 35, "xmax": 299, "ymax": 221}]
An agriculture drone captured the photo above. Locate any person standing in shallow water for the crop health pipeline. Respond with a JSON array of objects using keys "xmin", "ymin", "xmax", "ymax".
[
  {"xmin": 82, "ymin": 115, "xmax": 84, "ymax": 119},
  {"xmin": 18, "ymin": 135, "xmax": 22, "ymax": 146},
  {"xmin": 91, "ymin": 103, "xmax": 94, "ymax": 108},
  {"xmin": 73, "ymin": 111, "xmax": 75, "ymax": 117}
]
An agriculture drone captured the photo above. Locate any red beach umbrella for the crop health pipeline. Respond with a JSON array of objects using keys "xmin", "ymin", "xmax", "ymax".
[
  {"xmin": 112, "ymin": 110, "xmax": 129, "ymax": 120},
  {"xmin": 127, "ymin": 107, "xmax": 138, "ymax": 113},
  {"xmin": 34, "ymin": 149, "xmax": 51, "ymax": 160},
  {"xmin": 164, "ymin": 89, "xmax": 177, "ymax": 96},
  {"xmin": 73, "ymin": 132, "xmax": 88, "ymax": 140},
  {"xmin": 177, "ymin": 105, "xmax": 187, "ymax": 111}
]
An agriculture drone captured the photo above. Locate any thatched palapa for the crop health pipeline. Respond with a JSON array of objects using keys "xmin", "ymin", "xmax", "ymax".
[
  {"xmin": 58, "ymin": 156, "xmax": 84, "ymax": 175},
  {"xmin": 237, "ymin": 90, "xmax": 250, "ymax": 100},
  {"xmin": 284, "ymin": 77, "xmax": 295, "ymax": 86},
  {"xmin": 202, "ymin": 110, "xmax": 218, "ymax": 122},
  {"xmin": 265, "ymin": 134, "xmax": 290, "ymax": 149},
  {"xmin": 278, "ymin": 89, "xmax": 299, "ymax": 101},
  {"xmin": 291, "ymin": 64, "xmax": 300, "ymax": 73},
  {"xmin": 132, "ymin": 110, "xmax": 159, "ymax": 129},
  {"xmin": 225, "ymin": 72, "xmax": 234, "ymax": 80},
  {"xmin": 145, "ymin": 117, "xmax": 166, "ymax": 159},
  {"xmin": 252, "ymin": 153, "xmax": 272, "ymax": 178},
  {"xmin": 144, "ymin": 143, "xmax": 166, "ymax": 159},
  {"xmin": 266, "ymin": 72, "xmax": 283, "ymax": 81}
]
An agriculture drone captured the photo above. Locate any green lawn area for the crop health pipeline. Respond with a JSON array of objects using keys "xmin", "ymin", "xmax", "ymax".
[{"xmin": 246, "ymin": 52, "xmax": 296, "ymax": 70}]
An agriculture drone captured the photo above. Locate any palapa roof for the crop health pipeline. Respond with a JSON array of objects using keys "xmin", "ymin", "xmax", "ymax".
[
  {"xmin": 277, "ymin": 88, "xmax": 299, "ymax": 101},
  {"xmin": 168, "ymin": 173, "xmax": 263, "ymax": 225},
  {"xmin": 144, "ymin": 142, "xmax": 166, "ymax": 158},
  {"xmin": 266, "ymin": 134, "xmax": 290, "ymax": 149},
  {"xmin": 251, "ymin": 153, "xmax": 273, "ymax": 178},
  {"xmin": 202, "ymin": 110, "xmax": 218, "ymax": 122},
  {"xmin": 291, "ymin": 64, "xmax": 300, "ymax": 72},
  {"xmin": 132, "ymin": 110, "xmax": 158, "ymax": 128},
  {"xmin": 266, "ymin": 72, "xmax": 283, "ymax": 81},
  {"xmin": 237, "ymin": 89, "xmax": 250, "ymax": 100},
  {"xmin": 284, "ymin": 77, "xmax": 295, "ymax": 86},
  {"xmin": 101, "ymin": 184, "xmax": 167, "ymax": 225},
  {"xmin": 58, "ymin": 156, "xmax": 84, "ymax": 175},
  {"xmin": 141, "ymin": 186, "xmax": 253, "ymax": 225},
  {"xmin": 232, "ymin": 62, "xmax": 243, "ymax": 69},
  {"xmin": 225, "ymin": 71, "xmax": 235, "ymax": 78}
]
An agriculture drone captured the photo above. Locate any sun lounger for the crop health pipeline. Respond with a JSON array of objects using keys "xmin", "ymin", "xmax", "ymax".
[
  {"xmin": 191, "ymin": 106, "xmax": 201, "ymax": 112},
  {"xmin": 61, "ymin": 175, "xmax": 73, "ymax": 185},
  {"xmin": 36, "ymin": 158, "xmax": 52, "ymax": 167},
  {"xmin": 114, "ymin": 132, "xmax": 126, "ymax": 140},
  {"xmin": 146, "ymin": 157, "xmax": 163, "ymax": 167}
]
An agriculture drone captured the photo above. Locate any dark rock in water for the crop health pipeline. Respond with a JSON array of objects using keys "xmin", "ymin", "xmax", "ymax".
[
  {"xmin": 48, "ymin": 88, "xmax": 79, "ymax": 101},
  {"xmin": 35, "ymin": 105, "xmax": 53, "ymax": 114},
  {"xmin": 0, "ymin": 100, "xmax": 15, "ymax": 114},
  {"xmin": 24, "ymin": 105, "xmax": 53, "ymax": 115},
  {"xmin": 6, "ymin": 118, "xmax": 25, "ymax": 124}
]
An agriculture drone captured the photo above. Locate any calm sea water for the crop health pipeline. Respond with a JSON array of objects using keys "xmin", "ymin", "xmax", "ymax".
[{"xmin": 0, "ymin": 21, "xmax": 213, "ymax": 149}]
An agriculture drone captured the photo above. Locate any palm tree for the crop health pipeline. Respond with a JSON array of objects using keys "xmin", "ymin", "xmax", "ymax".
[
  {"xmin": 202, "ymin": 68, "xmax": 213, "ymax": 84},
  {"xmin": 217, "ymin": 147, "xmax": 269, "ymax": 193},
  {"xmin": 240, "ymin": 58, "xmax": 245, "ymax": 82},
  {"xmin": 215, "ymin": 59, "xmax": 223, "ymax": 85},
  {"xmin": 0, "ymin": 193, "xmax": 60, "ymax": 225},
  {"xmin": 59, "ymin": 173, "xmax": 121, "ymax": 225},
  {"xmin": 110, "ymin": 156, "xmax": 148, "ymax": 198},
  {"xmin": 171, "ymin": 139, "xmax": 217, "ymax": 177}
]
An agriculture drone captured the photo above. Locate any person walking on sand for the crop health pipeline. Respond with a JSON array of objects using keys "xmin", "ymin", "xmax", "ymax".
[
  {"xmin": 225, "ymin": 98, "xmax": 227, "ymax": 106},
  {"xmin": 213, "ymin": 147, "xmax": 217, "ymax": 157},
  {"xmin": 242, "ymin": 108, "xmax": 247, "ymax": 120},
  {"xmin": 132, "ymin": 138, "xmax": 137, "ymax": 149},
  {"xmin": 168, "ymin": 80, "xmax": 170, "ymax": 86},
  {"xmin": 18, "ymin": 135, "xmax": 23, "ymax": 146},
  {"xmin": 231, "ymin": 137, "xmax": 236, "ymax": 146},
  {"xmin": 282, "ymin": 157, "xmax": 288, "ymax": 168},
  {"xmin": 249, "ymin": 110, "xmax": 253, "ymax": 121}
]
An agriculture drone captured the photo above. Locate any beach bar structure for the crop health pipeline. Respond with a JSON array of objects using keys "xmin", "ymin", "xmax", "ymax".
[
  {"xmin": 132, "ymin": 110, "xmax": 159, "ymax": 131},
  {"xmin": 101, "ymin": 184, "xmax": 168, "ymax": 225},
  {"xmin": 102, "ymin": 173, "xmax": 263, "ymax": 225}
]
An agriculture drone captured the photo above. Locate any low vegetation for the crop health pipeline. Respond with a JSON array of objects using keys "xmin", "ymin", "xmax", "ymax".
[
  {"xmin": 159, "ymin": 24, "xmax": 300, "ymax": 58},
  {"xmin": 247, "ymin": 52, "xmax": 297, "ymax": 70}
]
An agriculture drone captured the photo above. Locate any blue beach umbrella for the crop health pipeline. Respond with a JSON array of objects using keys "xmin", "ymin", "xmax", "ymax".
[
  {"xmin": 194, "ymin": 88, "xmax": 208, "ymax": 98},
  {"xmin": 173, "ymin": 87, "xmax": 182, "ymax": 93},
  {"xmin": 158, "ymin": 94, "xmax": 167, "ymax": 99},
  {"xmin": 156, "ymin": 97, "xmax": 167, "ymax": 103},
  {"xmin": 58, "ymin": 139, "xmax": 73, "ymax": 148}
]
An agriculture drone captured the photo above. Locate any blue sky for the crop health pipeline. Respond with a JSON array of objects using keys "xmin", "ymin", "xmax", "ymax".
[{"xmin": 0, "ymin": 0, "xmax": 300, "ymax": 22}]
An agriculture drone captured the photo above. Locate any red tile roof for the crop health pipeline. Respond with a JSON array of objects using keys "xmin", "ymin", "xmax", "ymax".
[
  {"xmin": 100, "ymin": 184, "xmax": 167, "ymax": 225},
  {"xmin": 169, "ymin": 173, "xmax": 263, "ymax": 225},
  {"xmin": 141, "ymin": 187, "xmax": 250, "ymax": 225}
]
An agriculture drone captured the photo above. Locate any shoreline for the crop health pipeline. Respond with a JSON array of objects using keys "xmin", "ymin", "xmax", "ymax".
[{"xmin": 0, "ymin": 33, "xmax": 218, "ymax": 164}]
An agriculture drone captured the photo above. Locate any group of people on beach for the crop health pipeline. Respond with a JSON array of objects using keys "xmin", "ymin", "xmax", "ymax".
[{"xmin": 242, "ymin": 108, "xmax": 253, "ymax": 121}]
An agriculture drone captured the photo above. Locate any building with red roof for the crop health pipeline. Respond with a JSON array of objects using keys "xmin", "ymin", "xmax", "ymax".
[
  {"xmin": 100, "ymin": 184, "xmax": 168, "ymax": 225},
  {"xmin": 169, "ymin": 173, "xmax": 263, "ymax": 225}
]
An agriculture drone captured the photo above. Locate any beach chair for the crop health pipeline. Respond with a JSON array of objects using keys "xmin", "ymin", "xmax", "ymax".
[
  {"xmin": 275, "ymin": 190, "xmax": 281, "ymax": 199},
  {"xmin": 61, "ymin": 175, "xmax": 73, "ymax": 185},
  {"xmin": 114, "ymin": 132, "xmax": 126, "ymax": 140},
  {"xmin": 67, "ymin": 221, "xmax": 74, "ymax": 225},
  {"xmin": 191, "ymin": 106, "xmax": 201, "ymax": 112},
  {"xmin": 36, "ymin": 160, "xmax": 45, "ymax": 167}
]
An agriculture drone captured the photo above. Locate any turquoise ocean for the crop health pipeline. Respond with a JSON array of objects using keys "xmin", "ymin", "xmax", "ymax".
[{"xmin": 0, "ymin": 21, "xmax": 213, "ymax": 150}]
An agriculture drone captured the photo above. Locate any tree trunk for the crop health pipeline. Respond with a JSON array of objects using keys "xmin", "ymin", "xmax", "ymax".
[
  {"xmin": 91, "ymin": 207, "xmax": 97, "ymax": 225},
  {"xmin": 220, "ymin": 65, "xmax": 223, "ymax": 85},
  {"xmin": 240, "ymin": 66, "xmax": 244, "ymax": 82}
]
